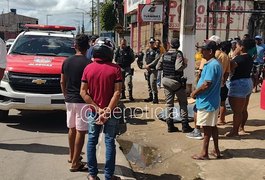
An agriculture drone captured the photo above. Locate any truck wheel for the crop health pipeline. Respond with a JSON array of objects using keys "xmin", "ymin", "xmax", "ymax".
[{"xmin": 0, "ymin": 110, "xmax": 9, "ymax": 121}]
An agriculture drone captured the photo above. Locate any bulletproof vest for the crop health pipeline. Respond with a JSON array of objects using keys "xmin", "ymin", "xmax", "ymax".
[
  {"xmin": 145, "ymin": 48, "xmax": 157, "ymax": 65},
  {"xmin": 163, "ymin": 51, "xmax": 183, "ymax": 78},
  {"xmin": 116, "ymin": 47, "xmax": 132, "ymax": 68}
]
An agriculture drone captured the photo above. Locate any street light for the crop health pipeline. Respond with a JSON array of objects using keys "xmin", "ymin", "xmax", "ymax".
[
  {"xmin": 75, "ymin": 8, "xmax": 85, "ymax": 33},
  {"xmin": 76, "ymin": 3, "xmax": 95, "ymax": 35},
  {"xmin": 73, "ymin": 20, "xmax": 81, "ymax": 34},
  {"xmin": 46, "ymin": 14, "xmax": 52, "ymax": 25}
]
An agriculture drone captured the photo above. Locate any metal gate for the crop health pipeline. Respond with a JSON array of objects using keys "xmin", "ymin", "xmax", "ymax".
[{"xmin": 206, "ymin": 0, "xmax": 265, "ymax": 39}]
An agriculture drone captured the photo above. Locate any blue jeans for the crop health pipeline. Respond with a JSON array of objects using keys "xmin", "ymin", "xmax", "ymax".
[{"xmin": 87, "ymin": 114, "xmax": 119, "ymax": 180}]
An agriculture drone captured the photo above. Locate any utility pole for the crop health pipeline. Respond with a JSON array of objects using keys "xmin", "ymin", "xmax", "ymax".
[
  {"xmin": 96, "ymin": 0, "xmax": 100, "ymax": 35},
  {"xmin": 78, "ymin": 11, "xmax": 85, "ymax": 33},
  {"xmin": 225, "ymin": 0, "xmax": 232, "ymax": 40},
  {"xmin": 76, "ymin": 8, "xmax": 87, "ymax": 34},
  {"xmin": 46, "ymin": 14, "xmax": 52, "ymax": 25},
  {"xmin": 206, "ymin": 0, "xmax": 210, "ymax": 39},
  {"xmin": 92, "ymin": 0, "xmax": 94, "ymax": 35},
  {"xmin": 163, "ymin": 0, "xmax": 169, "ymax": 50},
  {"xmin": 7, "ymin": 0, "xmax": 9, "ymax": 12}
]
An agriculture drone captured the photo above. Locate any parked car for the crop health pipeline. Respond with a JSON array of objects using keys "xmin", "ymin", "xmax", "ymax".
[
  {"xmin": 5, "ymin": 38, "xmax": 15, "ymax": 51},
  {"xmin": 0, "ymin": 24, "xmax": 76, "ymax": 119}
]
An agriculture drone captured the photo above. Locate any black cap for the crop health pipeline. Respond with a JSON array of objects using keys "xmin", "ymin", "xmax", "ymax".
[
  {"xmin": 198, "ymin": 41, "xmax": 218, "ymax": 52},
  {"xmin": 149, "ymin": 37, "xmax": 155, "ymax": 43},
  {"xmin": 170, "ymin": 38, "xmax": 180, "ymax": 48}
]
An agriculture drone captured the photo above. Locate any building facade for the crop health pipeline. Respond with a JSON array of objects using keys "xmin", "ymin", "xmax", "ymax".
[
  {"xmin": 0, "ymin": 9, "xmax": 38, "ymax": 40},
  {"xmin": 124, "ymin": 0, "xmax": 259, "ymax": 53}
]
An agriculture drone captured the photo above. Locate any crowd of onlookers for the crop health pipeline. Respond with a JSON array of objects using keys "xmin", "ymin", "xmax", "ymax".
[
  {"xmin": 191, "ymin": 34, "xmax": 265, "ymax": 136},
  {"xmin": 188, "ymin": 34, "xmax": 265, "ymax": 160},
  {"xmin": 1, "ymin": 32, "xmax": 264, "ymax": 177}
]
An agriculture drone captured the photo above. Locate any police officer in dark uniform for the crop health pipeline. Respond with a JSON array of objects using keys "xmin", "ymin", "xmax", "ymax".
[
  {"xmin": 114, "ymin": 38, "xmax": 135, "ymax": 101},
  {"xmin": 156, "ymin": 38, "xmax": 193, "ymax": 133},
  {"xmin": 143, "ymin": 37, "xmax": 161, "ymax": 104}
]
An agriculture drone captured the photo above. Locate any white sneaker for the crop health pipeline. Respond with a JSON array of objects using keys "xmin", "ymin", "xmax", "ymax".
[{"xmin": 186, "ymin": 129, "xmax": 203, "ymax": 140}]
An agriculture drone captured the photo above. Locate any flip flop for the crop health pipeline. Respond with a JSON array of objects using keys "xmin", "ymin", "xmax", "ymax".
[
  {"xmin": 217, "ymin": 122, "xmax": 226, "ymax": 126},
  {"xmin": 225, "ymin": 132, "xmax": 239, "ymax": 137},
  {"xmin": 111, "ymin": 176, "xmax": 121, "ymax": 180},
  {"xmin": 191, "ymin": 154, "xmax": 210, "ymax": 160},
  {"xmin": 69, "ymin": 162, "xmax": 88, "ymax": 172},
  {"xmin": 87, "ymin": 175, "xmax": 100, "ymax": 180},
  {"xmin": 209, "ymin": 151, "xmax": 223, "ymax": 159},
  {"xmin": 68, "ymin": 156, "xmax": 83, "ymax": 163}
]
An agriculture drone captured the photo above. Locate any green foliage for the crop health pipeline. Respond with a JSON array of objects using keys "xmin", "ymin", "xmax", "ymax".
[{"xmin": 100, "ymin": 0, "xmax": 117, "ymax": 31}]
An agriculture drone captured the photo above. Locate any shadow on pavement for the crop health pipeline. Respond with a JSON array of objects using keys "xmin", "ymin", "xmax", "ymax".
[
  {"xmin": 97, "ymin": 164, "xmax": 182, "ymax": 180},
  {"xmin": 133, "ymin": 172, "xmax": 182, "ymax": 180},
  {"xmin": 245, "ymin": 119, "xmax": 265, "ymax": 127},
  {"xmin": 3, "ymin": 110, "xmax": 67, "ymax": 134},
  {"xmin": 0, "ymin": 143, "xmax": 68, "ymax": 154},
  {"xmin": 219, "ymin": 127, "xmax": 265, "ymax": 140},
  {"xmin": 222, "ymin": 148, "xmax": 265, "ymax": 159},
  {"xmin": 126, "ymin": 118, "xmax": 155, "ymax": 125}
]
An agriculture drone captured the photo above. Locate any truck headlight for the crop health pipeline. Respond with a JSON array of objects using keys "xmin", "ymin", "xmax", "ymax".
[{"xmin": 2, "ymin": 71, "xmax": 9, "ymax": 82}]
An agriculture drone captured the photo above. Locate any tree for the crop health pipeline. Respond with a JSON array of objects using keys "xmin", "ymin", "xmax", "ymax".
[{"xmin": 100, "ymin": 0, "xmax": 117, "ymax": 31}]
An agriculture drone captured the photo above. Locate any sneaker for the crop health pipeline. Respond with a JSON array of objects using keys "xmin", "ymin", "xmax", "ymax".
[{"xmin": 186, "ymin": 129, "xmax": 203, "ymax": 140}]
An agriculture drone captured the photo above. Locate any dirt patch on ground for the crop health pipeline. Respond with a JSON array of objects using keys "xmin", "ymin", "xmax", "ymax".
[
  {"xmin": 117, "ymin": 66, "xmax": 201, "ymax": 179},
  {"xmin": 117, "ymin": 64, "xmax": 265, "ymax": 180}
]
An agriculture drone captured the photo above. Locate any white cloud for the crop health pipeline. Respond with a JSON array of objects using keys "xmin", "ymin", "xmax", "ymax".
[{"xmin": 0, "ymin": 0, "xmax": 97, "ymax": 33}]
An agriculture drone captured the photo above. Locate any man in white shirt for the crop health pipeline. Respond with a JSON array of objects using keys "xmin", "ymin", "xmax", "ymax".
[{"xmin": 0, "ymin": 38, "xmax": 7, "ymax": 80}]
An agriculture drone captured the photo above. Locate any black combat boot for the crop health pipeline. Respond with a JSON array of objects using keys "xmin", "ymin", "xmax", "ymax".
[
  {"xmin": 166, "ymin": 118, "xmax": 179, "ymax": 133},
  {"xmin": 182, "ymin": 120, "xmax": 194, "ymax": 133},
  {"xmin": 121, "ymin": 91, "xmax": 126, "ymax": 99},
  {"xmin": 152, "ymin": 93, "xmax": 159, "ymax": 104},
  {"xmin": 129, "ymin": 90, "xmax": 135, "ymax": 102},
  {"xmin": 144, "ymin": 93, "xmax": 153, "ymax": 102}
]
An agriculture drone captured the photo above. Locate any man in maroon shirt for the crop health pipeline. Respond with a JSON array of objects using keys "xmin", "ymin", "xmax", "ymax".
[{"xmin": 80, "ymin": 37, "xmax": 122, "ymax": 180}]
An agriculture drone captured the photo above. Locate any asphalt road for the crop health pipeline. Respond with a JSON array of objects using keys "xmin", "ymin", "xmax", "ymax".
[{"xmin": 0, "ymin": 109, "xmax": 135, "ymax": 180}]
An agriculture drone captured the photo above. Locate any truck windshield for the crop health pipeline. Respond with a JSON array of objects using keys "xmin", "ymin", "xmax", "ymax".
[{"xmin": 10, "ymin": 35, "xmax": 75, "ymax": 57}]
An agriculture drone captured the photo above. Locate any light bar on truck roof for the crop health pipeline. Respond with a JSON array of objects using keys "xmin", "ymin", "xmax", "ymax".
[{"xmin": 24, "ymin": 24, "xmax": 76, "ymax": 31}]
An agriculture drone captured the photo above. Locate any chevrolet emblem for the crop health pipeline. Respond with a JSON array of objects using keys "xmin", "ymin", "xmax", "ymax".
[{"xmin": 32, "ymin": 79, "xmax": 46, "ymax": 85}]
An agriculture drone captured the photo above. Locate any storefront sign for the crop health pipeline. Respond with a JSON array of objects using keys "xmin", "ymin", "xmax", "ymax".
[
  {"xmin": 169, "ymin": 0, "xmax": 181, "ymax": 29},
  {"xmin": 196, "ymin": 0, "xmax": 251, "ymax": 31},
  {"xmin": 168, "ymin": 0, "xmax": 252, "ymax": 31},
  {"xmin": 138, "ymin": 4, "xmax": 164, "ymax": 22}
]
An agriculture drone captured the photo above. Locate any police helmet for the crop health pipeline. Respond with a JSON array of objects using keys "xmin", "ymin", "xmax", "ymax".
[{"xmin": 93, "ymin": 37, "xmax": 115, "ymax": 62}]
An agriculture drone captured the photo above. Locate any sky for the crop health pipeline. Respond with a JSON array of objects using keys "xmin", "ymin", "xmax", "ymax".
[{"xmin": 0, "ymin": 0, "xmax": 100, "ymax": 33}]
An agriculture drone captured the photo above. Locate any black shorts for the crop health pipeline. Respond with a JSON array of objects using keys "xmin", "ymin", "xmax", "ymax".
[{"xmin": 220, "ymin": 84, "xmax": 228, "ymax": 102}]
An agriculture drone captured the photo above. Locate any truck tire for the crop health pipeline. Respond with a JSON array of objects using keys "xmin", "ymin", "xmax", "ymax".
[{"xmin": 0, "ymin": 110, "xmax": 9, "ymax": 121}]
